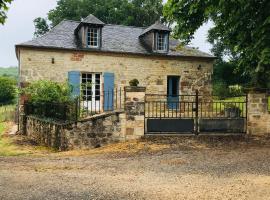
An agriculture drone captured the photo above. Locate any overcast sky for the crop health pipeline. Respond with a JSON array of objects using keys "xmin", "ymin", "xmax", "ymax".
[{"xmin": 0, "ymin": 0, "xmax": 212, "ymax": 67}]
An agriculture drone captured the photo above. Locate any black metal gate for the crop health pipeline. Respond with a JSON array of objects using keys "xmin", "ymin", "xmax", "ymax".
[{"xmin": 144, "ymin": 91, "xmax": 247, "ymax": 134}]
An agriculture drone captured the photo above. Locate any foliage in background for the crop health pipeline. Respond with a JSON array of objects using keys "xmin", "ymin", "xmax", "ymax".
[
  {"xmin": 34, "ymin": 0, "xmax": 163, "ymax": 37},
  {"xmin": 0, "ymin": 76, "xmax": 16, "ymax": 104},
  {"xmin": 0, "ymin": 0, "xmax": 12, "ymax": 24},
  {"xmin": 34, "ymin": 17, "xmax": 50, "ymax": 38},
  {"xmin": 0, "ymin": 67, "xmax": 18, "ymax": 79},
  {"xmin": 164, "ymin": 0, "xmax": 270, "ymax": 88},
  {"xmin": 22, "ymin": 80, "xmax": 72, "ymax": 104},
  {"xmin": 213, "ymin": 82, "xmax": 244, "ymax": 99}
]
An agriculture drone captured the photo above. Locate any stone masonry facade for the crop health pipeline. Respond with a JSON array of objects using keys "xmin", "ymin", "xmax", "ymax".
[
  {"xmin": 247, "ymin": 91, "xmax": 270, "ymax": 136},
  {"xmin": 18, "ymin": 48, "xmax": 213, "ymax": 96}
]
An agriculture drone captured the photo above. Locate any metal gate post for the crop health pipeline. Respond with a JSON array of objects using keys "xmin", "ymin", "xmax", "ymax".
[{"xmin": 195, "ymin": 90, "xmax": 199, "ymax": 135}]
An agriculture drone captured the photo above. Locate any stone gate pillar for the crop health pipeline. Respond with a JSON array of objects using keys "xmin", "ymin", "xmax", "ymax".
[
  {"xmin": 124, "ymin": 86, "xmax": 146, "ymax": 139},
  {"xmin": 247, "ymin": 89, "xmax": 270, "ymax": 136}
]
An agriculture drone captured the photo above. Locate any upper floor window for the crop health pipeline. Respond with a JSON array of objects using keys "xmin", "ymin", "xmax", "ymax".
[
  {"xmin": 87, "ymin": 27, "xmax": 100, "ymax": 48},
  {"xmin": 156, "ymin": 32, "xmax": 168, "ymax": 52}
]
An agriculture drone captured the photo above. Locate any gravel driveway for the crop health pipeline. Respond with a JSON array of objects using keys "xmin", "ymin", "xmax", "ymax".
[{"xmin": 1, "ymin": 136, "xmax": 270, "ymax": 200}]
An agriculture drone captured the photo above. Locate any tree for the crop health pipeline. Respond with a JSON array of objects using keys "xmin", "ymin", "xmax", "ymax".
[
  {"xmin": 164, "ymin": 0, "xmax": 270, "ymax": 88},
  {"xmin": 0, "ymin": 76, "xmax": 16, "ymax": 104},
  {"xmin": 34, "ymin": 17, "xmax": 50, "ymax": 37},
  {"xmin": 0, "ymin": 0, "xmax": 12, "ymax": 24},
  {"xmin": 34, "ymin": 0, "xmax": 163, "ymax": 36}
]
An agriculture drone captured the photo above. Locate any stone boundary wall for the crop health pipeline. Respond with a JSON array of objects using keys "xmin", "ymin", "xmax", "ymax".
[
  {"xmin": 25, "ymin": 87, "xmax": 146, "ymax": 150},
  {"xmin": 26, "ymin": 111, "xmax": 125, "ymax": 150},
  {"xmin": 247, "ymin": 91, "xmax": 270, "ymax": 136}
]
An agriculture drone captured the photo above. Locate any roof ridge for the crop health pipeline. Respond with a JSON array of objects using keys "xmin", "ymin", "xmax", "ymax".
[
  {"xmin": 62, "ymin": 19, "xmax": 80, "ymax": 23},
  {"xmin": 105, "ymin": 24, "xmax": 146, "ymax": 29}
]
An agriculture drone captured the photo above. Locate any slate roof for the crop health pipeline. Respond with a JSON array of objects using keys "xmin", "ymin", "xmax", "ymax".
[
  {"xmin": 140, "ymin": 21, "xmax": 171, "ymax": 36},
  {"xmin": 81, "ymin": 14, "xmax": 105, "ymax": 25},
  {"xmin": 17, "ymin": 19, "xmax": 214, "ymax": 59}
]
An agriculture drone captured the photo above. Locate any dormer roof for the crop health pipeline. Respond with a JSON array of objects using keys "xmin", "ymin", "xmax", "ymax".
[
  {"xmin": 74, "ymin": 14, "xmax": 105, "ymax": 35},
  {"xmin": 81, "ymin": 14, "xmax": 105, "ymax": 25},
  {"xmin": 140, "ymin": 21, "xmax": 171, "ymax": 36}
]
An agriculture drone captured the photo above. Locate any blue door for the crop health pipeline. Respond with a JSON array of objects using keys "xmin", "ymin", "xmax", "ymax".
[
  {"xmin": 167, "ymin": 76, "xmax": 180, "ymax": 109},
  {"xmin": 103, "ymin": 72, "xmax": 115, "ymax": 111}
]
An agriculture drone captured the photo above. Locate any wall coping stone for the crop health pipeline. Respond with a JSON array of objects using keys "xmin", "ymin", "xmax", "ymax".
[
  {"xmin": 244, "ymin": 88, "xmax": 270, "ymax": 93},
  {"xmin": 27, "ymin": 115, "xmax": 73, "ymax": 126},
  {"xmin": 79, "ymin": 110, "xmax": 125, "ymax": 122},
  {"xmin": 27, "ymin": 110, "xmax": 125, "ymax": 125},
  {"xmin": 124, "ymin": 86, "xmax": 146, "ymax": 92}
]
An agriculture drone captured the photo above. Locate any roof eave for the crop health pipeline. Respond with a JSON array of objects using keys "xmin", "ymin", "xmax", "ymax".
[{"xmin": 15, "ymin": 44, "xmax": 216, "ymax": 60}]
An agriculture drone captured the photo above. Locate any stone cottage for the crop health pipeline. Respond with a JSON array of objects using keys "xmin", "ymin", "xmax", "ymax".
[{"xmin": 16, "ymin": 14, "xmax": 214, "ymax": 111}]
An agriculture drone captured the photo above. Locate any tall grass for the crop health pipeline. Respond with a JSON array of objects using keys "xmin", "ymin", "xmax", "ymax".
[
  {"xmin": 0, "ymin": 104, "xmax": 16, "ymax": 122},
  {"xmin": 0, "ymin": 123, "xmax": 21, "ymax": 156}
]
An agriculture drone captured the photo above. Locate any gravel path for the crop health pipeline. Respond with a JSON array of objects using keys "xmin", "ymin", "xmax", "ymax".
[{"xmin": 1, "ymin": 141, "xmax": 270, "ymax": 200}]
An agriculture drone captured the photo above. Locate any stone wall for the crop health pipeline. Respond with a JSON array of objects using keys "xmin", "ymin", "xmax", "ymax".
[
  {"xmin": 18, "ymin": 48, "xmax": 213, "ymax": 96},
  {"xmin": 123, "ymin": 87, "xmax": 145, "ymax": 139},
  {"xmin": 25, "ymin": 87, "xmax": 146, "ymax": 150},
  {"xmin": 247, "ymin": 91, "xmax": 270, "ymax": 136},
  {"xmin": 26, "ymin": 112, "xmax": 125, "ymax": 150}
]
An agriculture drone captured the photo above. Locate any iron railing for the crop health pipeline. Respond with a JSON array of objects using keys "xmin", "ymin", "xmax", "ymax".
[
  {"xmin": 80, "ymin": 88, "xmax": 124, "ymax": 118},
  {"xmin": 24, "ymin": 100, "xmax": 79, "ymax": 122},
  {"xmin": 145, "ymin": 93, "xmax": 247, "ymax": 119}
]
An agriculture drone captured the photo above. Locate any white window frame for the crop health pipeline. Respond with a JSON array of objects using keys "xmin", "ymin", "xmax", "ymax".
[
  {"xmin": 86, "ymin": 27, "xmax": 100, "ymax": 48},
  {"xmin": 81, "ymin": 72, "xmax": 102, "ymax": 111},
  {"xmin": 156, "ymin": 32, "xmax": 168, "ymax": 52}
]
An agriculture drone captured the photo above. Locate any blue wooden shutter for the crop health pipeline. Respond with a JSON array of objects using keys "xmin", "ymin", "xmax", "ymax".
[
  {"xmin": 68, "ymin": 71, "xmax": 81, "ymax": 98},
  {"xmin": 103, "ymin": 72, "xmax": 115, "ymax": 111}
]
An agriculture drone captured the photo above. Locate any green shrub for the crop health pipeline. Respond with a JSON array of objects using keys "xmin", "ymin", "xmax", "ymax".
[
  {"xmin": 22, "ymin": 80, "xmax": 72, "ymax": 104},
  {"xmin": 229, "ymin": 85, "xmax": 244, "ymax": 96},
  {"xmin": 213, "ymin": 82, "xmax": 230, "ymax": 99},
  {"xmin": 0, "ymin": 77, "xmax": 16, "ymax": 104},
  {"xmin": 129, "ymin": 79, "xmax": 139, "ymax": 87}
]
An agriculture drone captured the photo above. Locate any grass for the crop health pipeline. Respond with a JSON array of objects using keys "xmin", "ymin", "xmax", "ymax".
[
  {"xmin": 0, "ymin": 104, "xmax": 16, "ymax": 122},
  {"xmin": 0, "ymin": 122, "xmax": 26, "ymax": 156},
  {"xmin": 0, "ymin": 122, "xmax": 53, "ymax": 156},
  {"xmin": 212, "ymin": 96, "xmax": 247, "ymax": 115}
]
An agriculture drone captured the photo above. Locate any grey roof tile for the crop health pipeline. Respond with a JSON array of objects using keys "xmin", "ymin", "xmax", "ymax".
[
  {"xmin": 17, "ymin": 20, "xmax": 214, "ymax": 59},
  {"xmin": 141, "ymin": 21, "xmax": 171, "ymax": 36},
  {"xmin": 82, "ymin": 14, "xmax": 105, "ymax": 25}
]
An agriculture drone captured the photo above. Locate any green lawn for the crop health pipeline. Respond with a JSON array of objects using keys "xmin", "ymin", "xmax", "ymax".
[
  {"xmin": 212, "ymin": 96, "xmax": 270, "ymax": 115},
  {"xmin": 212, "ymin": 96, "xmax": 247, "ymax": 114}
]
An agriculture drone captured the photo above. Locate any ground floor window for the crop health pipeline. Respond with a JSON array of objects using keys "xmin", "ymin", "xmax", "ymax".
[{"xmin": 81, "ymin": 73, "xmax": 101, "ymax": 110}]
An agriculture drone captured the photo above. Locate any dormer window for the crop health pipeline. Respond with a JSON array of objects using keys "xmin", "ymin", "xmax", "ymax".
[
  {"xmin": 87, "ymin": 27, "xmax": 100, "ymax": 48},
  {"xmin": 74, "ymin": 14, "xmax": 105, "ymax": 49},
  {"xmin": 156, "ymin": 33, "xmax": 168, "ymax": 52}
]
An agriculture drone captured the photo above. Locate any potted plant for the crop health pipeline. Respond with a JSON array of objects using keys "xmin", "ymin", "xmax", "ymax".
[
  {"xmin": 129, "ymin": 79, "xmax": 139, "ymax": 87},
  {"xmin": 224, "ymin": 103, "xmax": 241, "ymax": 118}
]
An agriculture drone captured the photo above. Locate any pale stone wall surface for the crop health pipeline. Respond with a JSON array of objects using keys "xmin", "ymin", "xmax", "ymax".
[
  {"xmin": 19, "ymin": 48, "xmax": 213, "ymax": 95},
  {"xmin": 124, "ymin": 87, "xmax": 146, "ymax": 139},
  {"xmin": 247, "ymin": 92, "xmax": 270, "ymax": 136}
]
